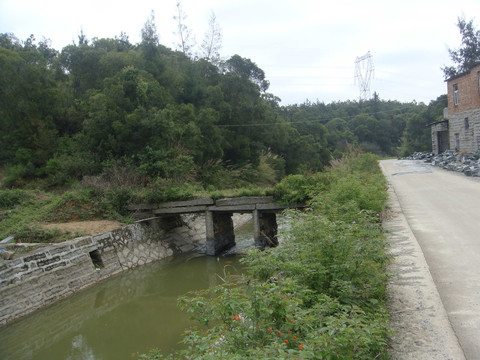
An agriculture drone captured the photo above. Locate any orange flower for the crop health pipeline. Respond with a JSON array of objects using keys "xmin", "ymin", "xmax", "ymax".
[
  {"xmin": 278, "ymin": 331, "xmax": 282, "ymax": 335},
  {"xmin": 268, "ymin": 328, "xmax": 272, "ymax": 332},
  {"xmin": 236, "ymin": 317, "xmax": 241, "ymax": 321},
  {"xmin": 293, "ymin": 335, "xmax": 297, "ymax": 340},
  {"xmin": 298, "ymin": 345, "xmax": 303, "ymax": 350},
  {"xmin": 284, "ymin": 339, "xmax": 289, "ymax": 344},
  {"xmin": 290, "ymin": 319, "xmax": 294, "ymax": 323}
]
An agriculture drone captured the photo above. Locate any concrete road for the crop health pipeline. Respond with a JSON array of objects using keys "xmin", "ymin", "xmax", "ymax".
[{"xmin": 381, "ymin": 159, "xmax": 480, "ymax": 360}]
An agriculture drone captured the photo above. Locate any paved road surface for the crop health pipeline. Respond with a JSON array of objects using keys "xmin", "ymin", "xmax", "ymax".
[{"xmin": 381, "ymin": 159, "xmax": 480, "ymax": 359}]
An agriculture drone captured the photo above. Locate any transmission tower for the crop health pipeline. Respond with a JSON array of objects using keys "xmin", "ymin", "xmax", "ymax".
[{"xmin": 354, "ymin": 51, "xmax": 375, "ymax": 101}]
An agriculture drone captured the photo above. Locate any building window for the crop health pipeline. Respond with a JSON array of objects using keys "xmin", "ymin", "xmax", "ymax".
[
  {"xmin": 465, "ymin": 117, "xmax": 469, "ymax": 130},
  {"xmin": 453, "ymin": 84, "xmax": 459, "ymax": 106}
]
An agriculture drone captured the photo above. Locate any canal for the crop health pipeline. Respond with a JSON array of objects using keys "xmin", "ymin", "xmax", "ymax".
[{"xmin": 0, "ymin": 220, "xmax": 264, "ymax": 360}]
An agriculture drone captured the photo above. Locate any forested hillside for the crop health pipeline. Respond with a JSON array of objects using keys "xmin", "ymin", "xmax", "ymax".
[{"xmin": 0, "ymin": 23, "xmax": 446, "ymax": 189}]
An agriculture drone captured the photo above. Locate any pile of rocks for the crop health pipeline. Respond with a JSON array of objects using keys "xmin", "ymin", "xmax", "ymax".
[{"xmin": 403, "ymin": 151, "xmax": 480, "ymax": 177}]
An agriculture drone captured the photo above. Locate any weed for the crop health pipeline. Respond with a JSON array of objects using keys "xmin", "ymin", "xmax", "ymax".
[{"xmin": 140, "ymin": 152, "xmax": 391, "ymax": 359}]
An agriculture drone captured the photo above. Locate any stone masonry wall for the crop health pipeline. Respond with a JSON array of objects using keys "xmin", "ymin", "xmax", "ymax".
[
  {"xmin": 0, "ymin": 257, "xmax": 178, "ymax": 359},
  {"xmin": 448, "ymin": 108, "xmax": 480, "ymax": 152},
  {"xmin": 0, "ymin": 213, "xmax": 251, "ymax": 327}
]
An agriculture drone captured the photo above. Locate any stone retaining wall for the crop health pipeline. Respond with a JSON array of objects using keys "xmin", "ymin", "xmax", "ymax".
[
  {"xmin": 0, "ymin": 213, "xmax": 251, "ymax": 326},
  {"xmin": 0, "ymin": 256, "xmax": 179, "ymax": 359}
]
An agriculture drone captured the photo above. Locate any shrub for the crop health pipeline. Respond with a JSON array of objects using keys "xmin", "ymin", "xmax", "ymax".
[
  {"xmin": 43, "ymin": 153, "xmax": 102, "ymax": 188},
  {"xmin": 132, "ymin": 179, "xmax": 198, "ymax": 204},
  {"xmin": 272, "ymin": 173, "xmax": 325, "ymax": 205},
  {"xmin": 138, "ymin": 147, "xmax": 196, "ymax": 183},
  {"xmin": 139, "ymin": 152, "xmax": 391, "ymax": 359},
  {"xmin": 0, "ymin": 189, "xmax": 30, "ymax": 209},
  {"xmin": 2, "ymin": 163, "xmax": 35, "ymax": 187}
]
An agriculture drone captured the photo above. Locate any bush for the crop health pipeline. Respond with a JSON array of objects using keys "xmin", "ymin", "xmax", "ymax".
[
  {"xmin": 271, "ymin": 173, "xmax": 325, "ymax": 204},
  {"xmin": 138, "ymin": 147, "xmax": 196, "ymax": 183},
  {"xmin": 43, "ymin": 153, "xmax": 102, "ymax": 188},
  {"xmin": 0, "ymin": 189, "xmax": 30, "ymax": 209},
  {"xmin": 2, "ymin": 163, "xmax": 35, "ymax": 187},
  {"xmin": 132, "ymin": 179, "xmax": 198, "ymax": 204},
  {"xmin": 140, "ymin": 152, "xmax": 391, "ymax": 359}
]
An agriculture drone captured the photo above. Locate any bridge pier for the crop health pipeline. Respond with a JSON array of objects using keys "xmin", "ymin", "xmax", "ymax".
[
  {"xmin": 253, "ymin": 210, "xmax": 278, "ymax": 249},
  {"xmin": 205, "ymin": 211, "xmax": 235, "ymax": 256}
]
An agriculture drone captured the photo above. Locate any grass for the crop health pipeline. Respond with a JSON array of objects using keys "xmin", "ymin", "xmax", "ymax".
[
  {"xmin": 0, "ymin": 184, "xmax": 273, "ymax": 243},
  {"xmin": 0, "ymin": 151, "xmax": 286, "ymax": 243},
  {"xmin": 0, "ymin": 187, "xmax": 127, "ymax": 243}
]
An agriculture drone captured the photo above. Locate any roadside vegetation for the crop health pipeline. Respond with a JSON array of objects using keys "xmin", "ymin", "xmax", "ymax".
[{"xmin": 139, "ymin": 152, "xmax": 391, "ymax": 359}]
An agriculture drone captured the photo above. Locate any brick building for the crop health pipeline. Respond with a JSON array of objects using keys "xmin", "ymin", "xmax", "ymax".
[{"xmin": 431, "ymin": 63, "xmax": 480, "ymax": 154}]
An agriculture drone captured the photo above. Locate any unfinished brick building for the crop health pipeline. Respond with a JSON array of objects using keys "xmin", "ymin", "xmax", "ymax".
[{"xmin": 431, "ymin": 63, "xmax": 480, "ymax": 154}]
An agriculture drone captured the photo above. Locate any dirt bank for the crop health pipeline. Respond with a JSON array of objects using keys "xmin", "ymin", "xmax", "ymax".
[{"xmin": 40, "ymin": 220, "xmax": 121, "ymax": 235}]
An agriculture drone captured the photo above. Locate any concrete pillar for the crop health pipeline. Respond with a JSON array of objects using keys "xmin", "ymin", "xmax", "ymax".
[
  {"xmin": 205, "ymin": 211, "xmax": 235, "ymax": 256},
  {"xmin": 254, "ymin": 211, "xmax": 278, "ymax": 249},
  {"xmin": 205, "ymin": 210, "xmax": 215, "ymax": 255},
  {"xmin": 253, "ymin": 210, "xmax": 261, "ymax": 248}
]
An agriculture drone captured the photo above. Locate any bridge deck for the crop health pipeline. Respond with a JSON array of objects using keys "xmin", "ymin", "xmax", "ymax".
[
  {"xmin": 128, "ymin": 196, "xmax": 303, "ymax": 255},
  {"xmin": 128, "ymin": 196, "xmax": 295, "ymax": 217}
]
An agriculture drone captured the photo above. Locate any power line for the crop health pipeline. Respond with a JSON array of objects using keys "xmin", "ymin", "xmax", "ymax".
[{"xmin": 216, "ymin": 107, "xmax": 415, "ymax": 128}]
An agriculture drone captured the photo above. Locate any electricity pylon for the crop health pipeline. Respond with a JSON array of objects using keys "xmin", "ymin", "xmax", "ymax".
[{"xmin": 354, "ymin": 51, "xmax": 375, "ymax": 101}]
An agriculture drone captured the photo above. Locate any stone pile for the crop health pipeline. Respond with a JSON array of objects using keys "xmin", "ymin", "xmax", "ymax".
[{"xmin": 403, "ymin": 151, "xmax": 480, "ymax": 177}]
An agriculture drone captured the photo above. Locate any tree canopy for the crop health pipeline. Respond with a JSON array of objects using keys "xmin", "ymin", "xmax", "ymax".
[
  {"xmin": 443, "ymin": 17, "xmax": 480, "ymax": 79},
  {"xmin": 0, "ymin": 14, "xmax": 445, "ymax": 189}
]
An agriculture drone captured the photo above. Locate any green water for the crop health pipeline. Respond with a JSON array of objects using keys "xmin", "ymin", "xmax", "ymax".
[{"xmin": 0, "ymin": 222, "xmax": 255, "ymax": 360}]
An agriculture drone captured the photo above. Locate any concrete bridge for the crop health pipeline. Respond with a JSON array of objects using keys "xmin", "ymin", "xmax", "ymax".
[{"xmin": 128, "ymin": 196, "xmax": 301, "ymax": 255}]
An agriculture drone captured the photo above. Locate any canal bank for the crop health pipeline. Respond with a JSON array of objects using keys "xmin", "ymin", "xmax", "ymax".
[
  {"xmin": 0, "ymin": 213, "xmax": 251, "ymax": 327},
  {"xmin": 0, "ymin": 252, "xmax": 246, "ymax": 360}
]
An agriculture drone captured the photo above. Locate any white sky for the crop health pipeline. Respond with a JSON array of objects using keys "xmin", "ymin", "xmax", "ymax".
[{"xmin": 1, "ymin": 0, "xmax": 479, "ymax": 105}]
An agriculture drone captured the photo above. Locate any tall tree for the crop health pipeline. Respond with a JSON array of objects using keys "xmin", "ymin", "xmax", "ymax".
[
  {"xmin": 199, "ymin": 11, "xmax": 222, "ymax": 64},
  {"xmin": 140, "ymin": 10, "xmax": 161, "ymax": 65},
  {"xmin": 442, "ymin": 17, "xmax": 480, "ymax": 79},
  {"xmin": 173, "ymin": 2, "xmax": 195, "ymax": 58},
  {"xmin": 141, "ymin": 11, "xmax": 159, "ymax": 48}
]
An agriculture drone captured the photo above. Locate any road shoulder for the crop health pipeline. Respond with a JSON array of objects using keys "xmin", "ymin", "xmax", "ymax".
[{"xmin": 381, "ymin": 160, "xmax": 465, "ymax": 360}]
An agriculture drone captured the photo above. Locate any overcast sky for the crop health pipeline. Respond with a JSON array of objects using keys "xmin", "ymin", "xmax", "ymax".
[{"xmin": 1, "ymin": 0, "xmax": 479, "ymax": 105}]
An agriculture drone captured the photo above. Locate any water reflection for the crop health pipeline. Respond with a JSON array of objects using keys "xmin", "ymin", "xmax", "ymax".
[
  {"xmin": 0, "ymin": 253, "xmax": 244, "ymax": 360},
  {"xmin": 67, "ymin": 335, "xmax": 96, "ymax": 360},
  {"xmin": 0, "ymin": 217, "xmax": 285, "ymax": 360}
]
